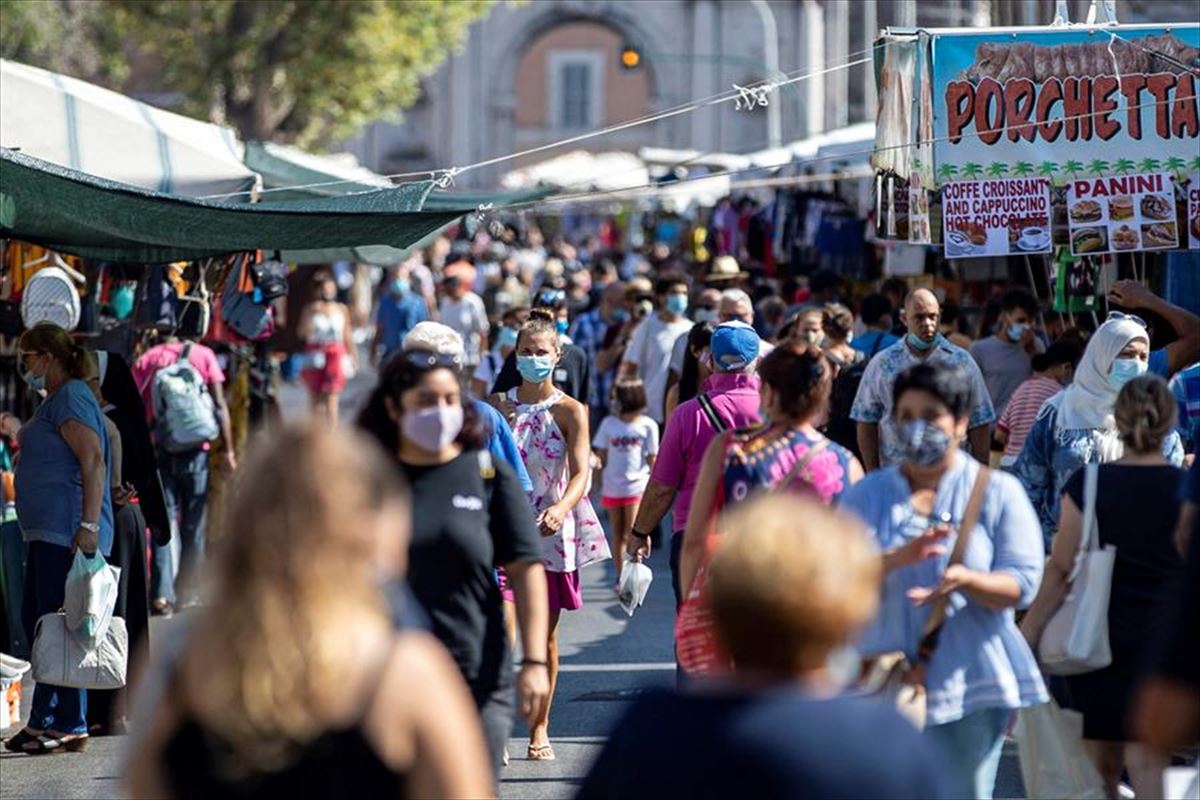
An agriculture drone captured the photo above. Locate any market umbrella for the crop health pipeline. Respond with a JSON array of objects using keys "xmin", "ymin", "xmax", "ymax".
[{"xmin": 0, "ymin": 148, "xmax": 473, "ymax": 264}]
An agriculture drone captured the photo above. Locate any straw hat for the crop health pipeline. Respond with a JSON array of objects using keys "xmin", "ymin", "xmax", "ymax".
[{"xmin": 705, "ymin": 255, "xmax": 747, "ymax": 283}]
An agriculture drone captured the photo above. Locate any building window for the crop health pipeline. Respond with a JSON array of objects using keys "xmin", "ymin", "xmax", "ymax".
[{"xmin": 548, "ymin": 51, "xmax": 603, "ymax": 131}]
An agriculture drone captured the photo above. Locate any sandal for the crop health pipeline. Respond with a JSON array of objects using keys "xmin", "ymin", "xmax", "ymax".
[
  {"xmin": 527, "ymin": 743, "xmax": 555, "ymax": 761},
  {"xmin": 23, "ymin": 732, "xmax": 89, "ymax": 755},
  {"xmin": 3, "ymin": 728, "xmax": 43, "ymax": 753}
]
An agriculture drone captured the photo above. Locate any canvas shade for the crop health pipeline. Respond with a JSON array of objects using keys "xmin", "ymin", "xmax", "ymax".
[
  {"xmin": 0, "ymin": 148, "xmax": 473, "ymax": 264},
  {"xmin": 244, "ymin": 141, "xmax": 392, "ymax": 201},
  {"xmin": 0, "ymin": 58, "xmax": 258, "ymax": 198}
]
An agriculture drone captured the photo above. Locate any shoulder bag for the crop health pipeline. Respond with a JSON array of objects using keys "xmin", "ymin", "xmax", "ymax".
[
  {"xmin": 675, "ymin": 436, "xmax": 833, "ymax": 676},
  {"xmin": 862, "ymin": 466, "xmax": 991, "ymax": 729},
  {"xmin": 1037, "ymin": 463, "xmax": 1115, "ymax": 675}
]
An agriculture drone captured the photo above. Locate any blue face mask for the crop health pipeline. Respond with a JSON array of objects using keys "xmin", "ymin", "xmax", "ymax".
[
  {"xmin": 1007, "ymin": 322, "xmax": 1029, "ymax": 342},
  {"xmin": 391, "ymin": 278, "xmax": 410, "ymax": 295},
  {"xmin": 1108, "ymin": 357, "xmax": 1147, "ymax": 390},
  {"xmin": 496, "ymin": 326, "xmax": 519, "ymax": 350},
  {"xmin": 517, "ymin": 354, "xmax": 556, "ymax": 384},
  {"xmin": 896, "ymin": 419, "xmax": 953, "ymax": 466},
  {"xmin": 665, "ymin": 294, "xmax": 689, "ymax": 316},
  {"xmin": 556, "ymin": 319, "xmax": 570, "ymax": 336},
  {"xmin": 906, "ymin": 332, "xmax": 941, "ymax": 352}
]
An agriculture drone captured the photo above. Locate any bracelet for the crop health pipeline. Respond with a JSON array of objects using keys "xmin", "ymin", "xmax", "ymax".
[
  {"xmin": 630, "ymin": 529, "xmax": 651, "ymax": 539},
  {"xmin": 521, "ymin": 658, "xmax": 548, "ymax": 667},
  {"xmin": 79, "ymin": 522, "xmax": 100, "ymax": 533}
]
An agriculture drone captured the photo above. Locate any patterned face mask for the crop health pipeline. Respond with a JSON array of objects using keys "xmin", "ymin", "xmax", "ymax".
[{"xmin": 896, "ymin": 419, "xmax": 952, "ymax": 466}]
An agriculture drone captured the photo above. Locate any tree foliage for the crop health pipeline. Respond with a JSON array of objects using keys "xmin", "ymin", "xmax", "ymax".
[{"xmin": 2, "ymin": 0, "xmax": 494, "ymax": 149}]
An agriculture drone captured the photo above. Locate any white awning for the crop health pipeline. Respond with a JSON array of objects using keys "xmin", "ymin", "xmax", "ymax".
[{"xmin": 0, "ymin": 58, "xmax": 259, "ymax": 198}]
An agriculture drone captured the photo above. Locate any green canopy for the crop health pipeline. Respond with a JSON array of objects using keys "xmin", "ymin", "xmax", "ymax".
[
  {"xmin": 423, "ymin": 185, "xmax": 556, "ymax": 211},
  {"xmin": 244, "ymin": 140, "xmax": 392, "ymax": 202},
  {"xmin": 0, "ymin": 148, "xmax": 473, "ymax": 263}
]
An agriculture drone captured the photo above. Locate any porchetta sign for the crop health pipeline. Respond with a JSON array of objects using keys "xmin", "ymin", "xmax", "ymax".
[{"xmin": 931, "ymin": 25, "xmax": 1200, "ymax": 186}]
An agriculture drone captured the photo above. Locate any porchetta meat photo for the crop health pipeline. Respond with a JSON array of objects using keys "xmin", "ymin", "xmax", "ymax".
[{"xmin": 960, "ymin": 34, "xmax": 1200, "ymax": 84}]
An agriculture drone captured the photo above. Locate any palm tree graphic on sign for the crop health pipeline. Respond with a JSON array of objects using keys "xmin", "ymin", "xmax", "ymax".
[
  {"xmin": 962, "ymin": 162, "xmax": 985, "ymax": 180},
  {"xmin": 1139, "ymin": 157, "xmax": 1162, "ymax": 172},
  {"xmin": 1064, "ymin": 160, "xmax": 1085, "ymax": 179},
  {"xmin": 1037, "ymin": 161, "xmax": 1059, "ymax": 180},
  {"xmin": 937, "ymin": 163, "xmax": 960, "ymax": 182},
  {"xmin": 1165, "ymin": 156, "xmax": 1187, "ymax": 176},
  {"xmin": 1191, "ymin": 155, "xmax": 1200, "ymax": 171},
  {"xmin": 986, "ymin": 162, "xmax": 1008, "ymax": 178},
  {"xmin": 1012, "ymin": 161, "xmax": 1035, "ymax": 177},
  {"xmin": 1113, "ymin": 158, "xmax": 1136, "ymax": 175},
  {"xmin": 1086, "ymin": 159, "xmax": 1110, "ymax": 176}
]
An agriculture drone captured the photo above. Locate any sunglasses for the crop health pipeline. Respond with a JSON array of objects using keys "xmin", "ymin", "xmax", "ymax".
[
  {"xmin": 535, "ymin": 289, "xmax": 566, "ymax": 307},
  {"xmin": 1106, "ymin": 311, "xmax": 1147, "ymax": 329},
  {"xmin": 402, "ymin": 349, "xmax": 463, "ymax": 372}
]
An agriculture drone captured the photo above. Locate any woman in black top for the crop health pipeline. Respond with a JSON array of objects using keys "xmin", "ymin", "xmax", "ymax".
[
  {"xmin": 358, "ymin": 349, "xmax": 549, "ymax": 776},
  {"xmin": 1022, "ymin": 375, "xmax": 1186, "ymax": 799},
  {"xmin": 127, "ymin": 426, "xmax": 491, "ymax": 799}
]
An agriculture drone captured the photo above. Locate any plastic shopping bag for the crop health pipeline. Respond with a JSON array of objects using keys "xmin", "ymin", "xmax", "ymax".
[
  {"xmin": 617, "ymin": 557, "xmax": 653, "ymax": 617},
  {"xmin": 1014, "ymin": 701, "xmax": 1106, "ymax": 800},
  {"xmin": 63, "ymin": 550, "xmax": 121, "ymax": 650}
]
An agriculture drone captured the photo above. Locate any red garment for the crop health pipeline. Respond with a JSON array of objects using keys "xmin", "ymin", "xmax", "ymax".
[{"xmin": 301, "ymin": 344, "xmax": 347, "ymax": 394}]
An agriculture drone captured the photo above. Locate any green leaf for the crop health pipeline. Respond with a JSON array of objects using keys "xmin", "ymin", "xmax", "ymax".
[
  {"xmin": 1064, "ymin": 160, "xmax": 1084, "ymax": 177},
  {"xmin": 1012, "ymin": 161, "xmax": 1034, "ymax": 177},
  {"xmin": 1037, "ymin": 161, "xmax": 1058, "ymax": 177},
  {"xmin": 961, "ymin": 162, "xmax": 984, "ymax": 179},
  {"xmin": 1138, "ymin": 157, "xmax": 1162, "ymax": 172},
  {"xmin": 1113, "ymin": 158, "xmax": 1136, "ymax": 175},
  {"xmin": 1086, "ymin": 159, "xmax": 1110, "ymax": 176}
]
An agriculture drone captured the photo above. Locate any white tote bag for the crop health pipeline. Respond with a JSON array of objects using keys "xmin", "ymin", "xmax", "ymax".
[
  {"xmin": 1039, "ymin": 463, "xmax": 1116, "ymax": 676},
  {"xmin": 31, "ymin": 612, "xmax": 128, "ymax": 690},
  {"xmin": 1015, "ymin": 701, "xmax": 1106, "ymax": 799}
]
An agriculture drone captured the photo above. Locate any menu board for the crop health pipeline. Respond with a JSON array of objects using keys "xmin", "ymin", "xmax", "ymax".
[
  {"xmin": 1066, "ymin": 172, "xmax": 1179, "ymax": 256},
  {"xmin": 909, "ymin": 186, "xmax": 931, "ymax": 244},
  {"xmin": 942, "ymin": 178, "xmax": 1051, "ymax": 258},
  {"xmin": 1188, "ymin": 173, "xmax": 1200, "ymax": 250}
]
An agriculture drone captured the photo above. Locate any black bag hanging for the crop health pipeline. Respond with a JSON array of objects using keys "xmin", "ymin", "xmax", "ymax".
[{"xmin": 250, "ymin": 253, "xmax": 289, "ymax": 303}]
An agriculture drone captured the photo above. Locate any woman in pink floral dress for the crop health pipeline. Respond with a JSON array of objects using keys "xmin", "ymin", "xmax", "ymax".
[{"xmin": 503, "ymin": 311, "xmax": 609, "ymax": 761}]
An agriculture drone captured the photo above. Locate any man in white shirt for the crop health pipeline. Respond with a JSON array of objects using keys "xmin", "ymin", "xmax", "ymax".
[
  {"xmin": 621, "ymin": 274, "xmax": 693, "ymax": 426},
  {"xmin": 438, "ymin": 260, "xmax": 489, "ymax": 368}
]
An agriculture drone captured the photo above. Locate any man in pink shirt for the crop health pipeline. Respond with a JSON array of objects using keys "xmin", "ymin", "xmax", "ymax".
[
  {"xmin": 133, "ymin": 333, "xmax": 236, "ymax": 615},
  {"xmin": 627, "ymin": 321, "xmax": 762, "ymax": 607}
]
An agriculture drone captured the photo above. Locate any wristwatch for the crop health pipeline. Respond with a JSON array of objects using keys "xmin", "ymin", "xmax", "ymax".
[
  {"xmin": 630, "ymin": 528, "xmax": 651, "ymax": 540},
  {"xmin": 79, "ymin": 521, "xmax": 100, "ymax": 533}
]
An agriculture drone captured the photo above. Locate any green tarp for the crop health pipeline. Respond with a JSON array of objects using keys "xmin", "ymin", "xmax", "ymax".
[
  {"xmin": 0, "ymin": 148, "xmax": 473, "ymax": 263},
  {"xmin": 423, "ymin": 186, "xmax": 556, "ymax": 211},
  {"xmin": 244, "ymin": 140, "xmax": 392, "ymax": 202}
]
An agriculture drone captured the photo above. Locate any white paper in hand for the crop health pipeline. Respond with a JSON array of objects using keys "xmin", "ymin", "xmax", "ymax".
[{"xmin": 618, "ymin": 557, "xmax": 653, "ymax": 617}]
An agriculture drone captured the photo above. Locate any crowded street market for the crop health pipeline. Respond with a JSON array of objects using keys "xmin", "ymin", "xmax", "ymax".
[{"xmin": 0, "ymin": 1, "xmax": 1198, "ymax": 798}]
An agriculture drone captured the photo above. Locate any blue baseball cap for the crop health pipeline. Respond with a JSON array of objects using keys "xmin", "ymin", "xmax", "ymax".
[{"xmin": 710, "ymin": 321, "xmax": 760, "ymax": 372}]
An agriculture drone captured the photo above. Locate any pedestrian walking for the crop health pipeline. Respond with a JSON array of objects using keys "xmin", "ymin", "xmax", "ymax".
[
  {"xmin": 505, "ymin": 311, "xmax": 611, "ymax": 761},
  {"xmin": 620, "ymin": 273, "xmax": 693, "ymax": 426},
  {"xmin": 372, "ymin": 264, "xmax": 428, "ymax": 368},
  {"xmin": 133, "ymin": 328, "xmax": 234, "ymax": 614},
  {"xmin": 357, "ymin": 345, "xmax": 549, "ymax": 778},
  {"xmin": 439, "ymin": 260, "xmax": 489, "ymax": 370},
  {"xmin": 627, "ymin": 322, "xmax": 762, "ymax": 606},
  {"xmin": 1014, "ymin": 314, "xmax": 1184, "ymax": 548},
  {"xmin": 994, "ymin": 341, "xmax": 1080, "ymax": 468},
  {"xmin": 851, "ymin": 292, "xmax": 900, "ymax": 356},
  {"xmin": 821, "ymin": 302, "xmax": 863, "ymax": 375},
  {"xmin": 489, "ymin": 288, "xmax": 593, "ymax": 403},
  {"xmin": 678, "ymin": 341, "xmax": 863, "ymax": 601},
  {"xmin": 1020, "ymin": 375, "xmax": 1185, "ymax": 799},
  {"xmin": 592, "ymin": 380, "xmax": 658, "ymax": 588},
  {"xmin": 472, "ymin": 307, "xmax": 527, "ymax": 399},
  {"xmin": 841, "ymin": 363, "xmax": 1047, "ymax": 800},
  {"xmin": 580, "ymin": 494, "xmax": 951, "ymax": 800},
  {"xmin": 5, "ymin": 323, "xmax": 113, "ymax": 755},
  {"xmin": 125, "ymin": 426, "xmax": 493, "ymax": 799},
  {"xmin": 298, "ymin": 270, "xmax": 358, "ymax": 426},
  {"xmin": 968, "ymin": 290, "xmax": 1043, "ymax": 417},
  {"xmin": 851, "ymin": 289, "xmax": 994, "ymax": 471}
]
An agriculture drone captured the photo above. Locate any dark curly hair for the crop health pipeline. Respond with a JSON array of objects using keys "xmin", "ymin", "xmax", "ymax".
[
  {"xmin": 756, "ymin": 341, "xmax": 831, "ymax": 422},
  {"xmin": 356, "ymin": 351, "xmax": 486, "ymax": 456}
]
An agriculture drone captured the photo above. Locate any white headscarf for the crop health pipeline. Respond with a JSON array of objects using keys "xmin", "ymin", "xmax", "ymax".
[{"xmin": 1058, "ymin": 317, "xmax": 1148, "ymax": 434}]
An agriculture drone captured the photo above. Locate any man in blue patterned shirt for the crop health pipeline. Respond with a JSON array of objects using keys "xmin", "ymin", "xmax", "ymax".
[
  {"xmin": 851, "ymin": 288, "xmax": 995, "ymax": 470},
  {"xmin": 569, "ymin": 281, "xmax": 626, "ymax": 416}
]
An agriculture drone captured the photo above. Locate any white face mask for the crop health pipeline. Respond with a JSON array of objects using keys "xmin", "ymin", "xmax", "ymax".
[{"xmin": 402, "ymin": 404, "xmax": 464, "ymax": 452}]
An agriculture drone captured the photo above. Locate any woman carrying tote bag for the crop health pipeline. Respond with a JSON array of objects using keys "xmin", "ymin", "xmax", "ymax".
[{"xmin": 1021, "ymin": 376, "xmax": 1186, "ymax": 799}]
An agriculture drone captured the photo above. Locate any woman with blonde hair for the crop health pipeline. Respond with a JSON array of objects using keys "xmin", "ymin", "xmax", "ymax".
[
  {"xmin": 582, "ymin": 494, "xmax": 949, "ymax": 798},
  {"xmin": 126, "ymin": 427, "xmax": 492, "ymax": 798},
  {"xmin": 1021, "ymin": 375, "xmax": 1186, "ymax": 799}
]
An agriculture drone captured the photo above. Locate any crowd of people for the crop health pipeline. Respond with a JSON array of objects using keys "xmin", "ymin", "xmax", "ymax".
[{"xmin": 1, "ymin": 218, "xmax": 1198, "ymax": 800}]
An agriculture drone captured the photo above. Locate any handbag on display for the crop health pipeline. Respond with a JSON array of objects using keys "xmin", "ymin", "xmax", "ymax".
[
  {"xmin": 31, "ymin": 611, "xmax": 127, "ymax": 690},
  {"xmin": 861, "ymin": 467, "xmax": 991, "ymax": 730},
  {"xmin": 1038, "ymin": 463, "xmax": 1115, "ymax": 675}
]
